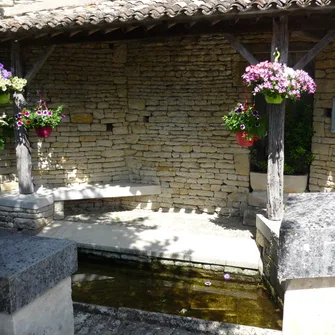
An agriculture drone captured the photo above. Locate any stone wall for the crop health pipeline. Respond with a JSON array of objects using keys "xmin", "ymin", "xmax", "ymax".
[
  {"xmin": 0, "ymin": 36, "xmax": 252, "ymax": 215},
  {"xmin": 1, "ymin": 33, "xmax": 333, "ymax": 215},
  {"xmin": 0, "ymin": 204, "xmax": 53, "ymax": 234},
  {"xmin": 311, "ymin": 41, "xmax": 335, "ymax": 192}
]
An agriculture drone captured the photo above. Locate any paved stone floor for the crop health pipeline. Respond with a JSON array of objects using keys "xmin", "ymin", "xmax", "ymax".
[
  {"xmin": 74, "ymin": 303, "xmax": 281, "ymax": 335},
  {"xmin": 40, "ymin": 209, "xmax": 261, "ymax": 269}
]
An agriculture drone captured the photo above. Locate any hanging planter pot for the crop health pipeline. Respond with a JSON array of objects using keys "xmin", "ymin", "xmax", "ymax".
[
  {"xmin": 35, "ymin": 126, "xmax": 53, "ymax": 138},
  {"xmin": 236, "ymin": 132, "xmax": 255, "ymax": 147},
  {"xmin": 0, "ymin": 93, "xmax": 10, "ymax": 104},
  {"xmin": 264, "ymin": 94, "xmax": 283, "ymax": 104}
]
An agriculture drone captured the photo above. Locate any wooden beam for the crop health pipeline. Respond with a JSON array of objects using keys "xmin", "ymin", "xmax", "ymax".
[
  {"xmin": 11, "ymin": 41, "xmax": 34, "ymax": 195},
  {"xmin": 69, "ymin": 30, "xmax": 82, "ymax": 38},
  {"xmin": 291, "ymin": 31, "xmax": 323, "ymax": 42},
  {"xmin": 104, "ymin": 27, "xmax": 118, "ymax": 34},
  {"xmin": 24, "ymin": 45, "xmax": 55, "ymax": 84},
  {"xmin": 222, "ymin": 33, "xmax": 258, "ymax": 65},
  {"xmin": 267, "ymin": 16, "xmax": 289, "ymax": 221},
  {"xmin": 293, "ymin": 30, "xmax": 335, "ymax": 69},
  {"xmin": 88, "ymin": 28, "xmax": 100, "ymax": 36}
]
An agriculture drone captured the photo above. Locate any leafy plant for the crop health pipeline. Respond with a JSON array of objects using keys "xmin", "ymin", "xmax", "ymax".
[
  {"xmin": 16, "ymin": 102, "xmax": 65, "ymax": 129},
  {"xmin": 250, "ymin": 101, "xmax": 315, "ymax": 175},
  {"xmin": 223, "ymin": 103, "xmax": 266, "ymax": 140}
]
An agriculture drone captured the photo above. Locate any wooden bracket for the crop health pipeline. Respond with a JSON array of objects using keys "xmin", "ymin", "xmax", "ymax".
[
  {"xmin": 24, "ymin": 45, "xmax": 56, "ymax": 85},
  {"xmin": 222, "ymin": 33, "xmax": 258, "ymax": 65},
  {"xmin": 294, "ymin": 30, "xmax": 335, "ymax": 69}
]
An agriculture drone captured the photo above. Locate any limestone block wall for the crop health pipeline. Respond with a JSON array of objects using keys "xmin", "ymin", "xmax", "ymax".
[
  {"xmin": 0, "ymin": 36, "xmax": 251, "ymax": 215},
  {"xmin": 311, "ymin": 41, "xmax": 335, "ymax": 192}
]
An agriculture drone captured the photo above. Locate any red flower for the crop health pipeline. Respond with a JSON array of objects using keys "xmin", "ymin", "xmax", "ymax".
[
  {"xmin": 254, "ymin": 136, "xmax": 259, "ymax": 141},
  {"xmin": 25, "ymin": 120, "xmax": 31, "ymax": 125}
]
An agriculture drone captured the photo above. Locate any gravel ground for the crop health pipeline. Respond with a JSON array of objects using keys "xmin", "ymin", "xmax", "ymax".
[{"xmin": 64, "ymin": 209, "xmax": 255, "ymax": 239}]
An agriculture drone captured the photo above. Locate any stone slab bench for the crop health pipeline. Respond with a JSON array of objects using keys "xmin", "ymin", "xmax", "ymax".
[
  {"xmin": 0, "ymin": 232, "xmax": 77, "ymax": 335},
  {"xmin": 49, "ymin": 183, "xmax": 162, "ymax": 219}
]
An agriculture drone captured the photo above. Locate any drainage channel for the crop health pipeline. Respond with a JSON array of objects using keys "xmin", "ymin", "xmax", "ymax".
[{"xmin": 72, "ymin": 253, "xmax": 282, "ymax": 331}]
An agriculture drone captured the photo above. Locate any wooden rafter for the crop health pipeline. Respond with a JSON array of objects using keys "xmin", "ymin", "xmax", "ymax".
[
  {"xmin": 24, "ymin": 45, "xmax": 56, "ymax": 84},
  {"xmin": 222, "ymin": 33, "xmax": 258, "ymax": 65},
  {"xmin": 293, "ymin": 30, "xmax": 335, "ymax": 69}
]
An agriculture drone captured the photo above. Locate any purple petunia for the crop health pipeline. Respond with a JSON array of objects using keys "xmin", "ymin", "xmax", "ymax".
[
  {"xmin": 204, "ymin": 281, "xmax": 212, "ymax": 286},
  {"xmin": 43, "ymin": 110, "xmax": 48, "ymax": 115},
  {"xmin": 240, "ymin": 124, "xmax": 245, "ymax": 130},
  {"xmin": 37, "ymin": 111, "xmax": 42, "ymax": 115},
  {"xmin": 61, "ymin": 114, "xmax": 66, "ymax": 119},
  {"xmin": 224, "ymin": 273, "xmax": 230, "ymax": 280},
  {"xmin": 48, "ymin": 111, "xmax": 53, "ymax": 116},
  {"xmin": 17, "ymin": 121, "xmax": 22, "ymax": 127}
]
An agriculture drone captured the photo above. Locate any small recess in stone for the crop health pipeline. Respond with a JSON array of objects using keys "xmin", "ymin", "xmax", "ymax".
[
  {"xmin": 106, "ymin": 124, "xmax": 113, "ymax": 132},
  {"xmin": 143, "ymin": 116, "xmax": 150, "ymax": 123}
]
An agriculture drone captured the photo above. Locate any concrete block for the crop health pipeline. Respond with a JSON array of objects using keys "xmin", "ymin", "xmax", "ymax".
[
  {"xmin": 283, "ymin": 277, "xmax": 335, "ymax": 335},
  {"xmin": 0, "ymin": 232, "xmax": 77, "ymax": 313},
  {"xmin": 279, "ymin": 193, "xmax": 335, "ymax": 281},
  {"xmin": 0, "ymin": 277, "xmax": 74, "ymax": 335}
]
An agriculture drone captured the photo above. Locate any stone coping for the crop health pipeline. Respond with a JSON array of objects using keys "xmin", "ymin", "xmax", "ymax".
[
  {"xmin": 279, "ymin": 193, "xmax": 335, "ymax": 281},
  {"xmin": 38, "ymin": 183, "xmax": 161, "ymax": 201},
  {"xmin": 74, "ymin": 302, "xmax": 282, "ymax": 335},
  {"xmin": 0, "ymin": 192, "xmax": 53, "ymax": 210},
  {"xmin": 256, "ymin": 214, "xmax": 281, "ymax": 241},
  {"xmin": 0, "ymin": 232, "xmax": 77, "ymax": 313}
]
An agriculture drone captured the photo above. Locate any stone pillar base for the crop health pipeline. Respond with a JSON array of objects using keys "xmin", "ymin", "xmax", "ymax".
[
  {"xmin": 0, "ymin": 277, "xmax": 74, "ymax": 335},
  {"xmin": 283, "ymin": 277, "xmax": 335, "ymax": 335}
]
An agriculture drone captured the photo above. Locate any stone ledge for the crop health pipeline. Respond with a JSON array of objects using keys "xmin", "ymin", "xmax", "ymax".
[
  {"xmin": 256, "ymin": 214, "xmax": 281, "ymax": 244},
  {"xmin": 0, "ymin": 232, "xmax": 77, "ymax": 313},
  {"xmin": 0, "ymin": 192, "xmax": 53, "ymax": 210},
  {"xmin": 48, "ymin": 183, "xmax": 161, "ymax": 201}
]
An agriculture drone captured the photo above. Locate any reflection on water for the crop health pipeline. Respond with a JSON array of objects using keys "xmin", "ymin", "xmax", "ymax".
[{"xmin": 72, "ymin": 255, "xmax": 282, "ymax": 330}]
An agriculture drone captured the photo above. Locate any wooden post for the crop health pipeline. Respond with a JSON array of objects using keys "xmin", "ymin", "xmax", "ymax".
[
  {"xmin": 11, "ymin": 41, "xmax": 34, "ymax": 194},
  {"xmin": 266, "ymin": 16, "xmax": 289, "ymax": 221}
]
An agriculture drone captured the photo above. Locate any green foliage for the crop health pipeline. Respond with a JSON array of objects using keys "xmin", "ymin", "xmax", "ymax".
[
  {"xmin": 17, "ymin": 105, "xmax": 65, "ymax": 129},
  {"xmin": 250, "ymin": 100, "xmax": 315, "ymax": 175},
  {"xmin": 222, "ymin": 103, "xmax": 266, "ymax": 140}
]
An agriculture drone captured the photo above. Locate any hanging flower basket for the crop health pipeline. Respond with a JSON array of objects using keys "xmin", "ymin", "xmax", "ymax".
[
  {"xmin": 264, "ymin": 94, "xmax": 283, "ymax": 104},
  {"xmin": 222, "ymin": 103, "xmax": 266, "ymax": 146},
  {"xmin": 0, "ymin": 93, "xmax": 10, "ymax": 104},
  {"xmin": 242, "ymin": 60, "xmax": 316, "ymax": 103},
  {"xmin": 236, "ymin": 132, "xmax": 256, "ymax": 147},
  {"xmin": 15, "ymin": 98, "xmax": 65, "ymax": 137},
  {"xmin": 35, "ymin": 126, "xmax": 53, "ymax": 138}
]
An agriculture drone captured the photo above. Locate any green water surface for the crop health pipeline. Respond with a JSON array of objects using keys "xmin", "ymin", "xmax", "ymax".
[{"xmin": 72, "ymin": 255, "xmax": 282, "ymax": 330}]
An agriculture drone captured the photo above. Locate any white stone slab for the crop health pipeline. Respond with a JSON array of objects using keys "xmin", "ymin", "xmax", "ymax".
[
  {"xmin": 51, "ymin": 183, "xmax": 161, "ymax": 201},
  {"xmin": 40, "ymin": 220, "xmax": 261, "ymax": 270}
]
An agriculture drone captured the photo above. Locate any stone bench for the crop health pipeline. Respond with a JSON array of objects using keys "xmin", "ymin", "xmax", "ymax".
[
  {"xmin": 0, "ymin": 232, "xmax": 77, "ymax": 335},
  {"xmin": 51, "ymin": 183, "xmax": 162, "ymax": 219}
]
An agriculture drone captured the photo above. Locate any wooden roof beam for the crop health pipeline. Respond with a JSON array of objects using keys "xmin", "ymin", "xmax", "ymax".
[
  {"xmin": 222, "ymin": 33, "xmax": 258, "ymax": 65},
  {"xmin": 294, "ymin": 30, "xmax": 335, "ymax": 69},
  {"xmin": 24, "ymin": 45, "xmax": 56, "ymax": 84}
]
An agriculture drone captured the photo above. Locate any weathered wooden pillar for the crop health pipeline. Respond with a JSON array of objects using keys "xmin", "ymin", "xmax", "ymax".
[
  {"xmin": 266, "ymin": 16, "xmax": 289, "ymax": 221},
  {"xmin": 11, "ymin": 41, "xmax": 34, "ymax": 194}
]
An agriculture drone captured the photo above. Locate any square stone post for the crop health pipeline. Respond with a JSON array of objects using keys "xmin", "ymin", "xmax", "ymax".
[
  {"xmin": 0, "ymin": 232, "xmax": 77, "ymax": 335},
  {"xmin": 278, "ymin": 193, "xmax": 335, "ymax": 335}
]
